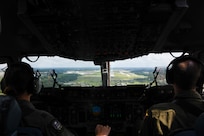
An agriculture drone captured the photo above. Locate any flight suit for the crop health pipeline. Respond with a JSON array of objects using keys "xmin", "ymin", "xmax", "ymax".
[
  {"xmin": 139, "ymin": 91, "xmax": 204, "ymax": 136},
  {"xmin": 17, "ymin": 100, "xmax": 76, "ymax": 136}
]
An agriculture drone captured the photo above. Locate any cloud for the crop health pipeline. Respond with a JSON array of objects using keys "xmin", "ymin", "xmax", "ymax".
[
  {"xmin": 110, "ymin": 53, "xmax": 180, "ymax": 67},
  {"xmin": 22, "ymin": 56, "xmax": 97, "ymax": 68},
  {"xmin": 22, "ymin": 53, "xmax": 183, "ymax": 68}
]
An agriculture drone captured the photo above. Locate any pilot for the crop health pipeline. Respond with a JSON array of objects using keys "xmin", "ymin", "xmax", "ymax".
[
  {"xmin": 1, "ymin": 62, "xmax": 111, "ymax": 136},
  {"xmin": 139, "ymin": 55, "xmax": 204, "ymax": 136}
]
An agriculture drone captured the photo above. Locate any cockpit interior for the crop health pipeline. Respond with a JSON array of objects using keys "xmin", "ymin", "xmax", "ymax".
[{"xmin": 1, "ymin": 0, "xmax": 204, "ymax": 136}]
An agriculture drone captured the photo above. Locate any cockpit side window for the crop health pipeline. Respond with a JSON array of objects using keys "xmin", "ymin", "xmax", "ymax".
[{"xmin": 0, "ymin": 63, "xmax": 8, "ymax": 93}]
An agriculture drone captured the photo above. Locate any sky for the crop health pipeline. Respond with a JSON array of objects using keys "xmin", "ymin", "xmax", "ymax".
[{"xmin": 20, "ymin": 52, "xmax": 184, "ymax": 68}]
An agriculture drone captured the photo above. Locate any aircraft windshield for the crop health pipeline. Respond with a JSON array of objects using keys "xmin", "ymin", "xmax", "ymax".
[{"xmin": 19, "ymin": 53, "xmax": 183, "ymax": 88}]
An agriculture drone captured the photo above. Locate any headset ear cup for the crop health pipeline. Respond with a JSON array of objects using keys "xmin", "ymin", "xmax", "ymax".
[
  {"xmin": 33, "ymin": 77, "xmax": 42, "ymax": 94},
  {"xmin": 166, "ymin": 62, "xmax": 174, "ymax": 84},
  {"xmin": 196, "ymin": 66, "xmax": 204, "ymax": 93},
  {"xmin": 0, "ymin": 77, "xmax": 6, "ymax": 92}
]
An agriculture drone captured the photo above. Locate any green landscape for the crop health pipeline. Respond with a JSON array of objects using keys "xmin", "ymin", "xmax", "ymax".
[
  {"xmin": 0, "ymin": 67, "xmax": 167, "ymax": 91},
  {"xmin": 38, "ymin": 67, "xmax": 167, "ymax": 87}
]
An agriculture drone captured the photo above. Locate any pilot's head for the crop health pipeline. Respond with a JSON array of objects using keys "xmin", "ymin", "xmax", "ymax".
[
  {"xmin": 1, "ymin": 62, "xmax": 39, "ymax": 97},
  {"xmin": 166, "ymin": 55, "xmax": 203, "ymax": 91}
]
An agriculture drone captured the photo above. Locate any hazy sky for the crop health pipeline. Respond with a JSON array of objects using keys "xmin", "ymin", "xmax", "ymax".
[{"xmin": 21, "ymin": 53, "xmax": 183, "ymax": 68}]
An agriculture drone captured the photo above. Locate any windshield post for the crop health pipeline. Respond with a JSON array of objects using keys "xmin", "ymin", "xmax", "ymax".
[{"xmin": 100, "ymin": 61, "xmax": 110, "ymax": 87}]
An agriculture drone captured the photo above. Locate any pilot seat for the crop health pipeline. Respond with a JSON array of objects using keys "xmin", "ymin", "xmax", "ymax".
[{"xmin": 0, "ymin": 95, "xmax": 42, "ymax": 136}]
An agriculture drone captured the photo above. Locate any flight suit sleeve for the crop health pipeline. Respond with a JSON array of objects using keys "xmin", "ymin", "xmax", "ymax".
[
  {"xmin": 48, "ymin": 119, "xmax": 76, "ymax": 136},
  {"xmin": 39, "ymin": 111, "xmax": 76, "ymax": 136}
]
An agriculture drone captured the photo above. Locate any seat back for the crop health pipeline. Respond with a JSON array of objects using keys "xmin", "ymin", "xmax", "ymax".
[
  {"xmin": 0, "ymin": 95, "xmax": 43, "ymax": 136},
  {"xmin": 0, "ymin": 95, "xmax": 22, "ymax": 136},
  {"xmin": 168, "ymin": 128, "xmax": 196, "ymax": 136},
  {"xmin": 172, "ymin": 129, "xmax": 196, "ymax": 136},
  {"xmin": 168, "ymin": 112, "xmax": 204, "ymax": 136},
  {"xmin": 17, "ymin": 127, "xmax": 43, "ymax": 136},
  {"xmin": 195, "ymin": 112, "xmax": 204, "ymax": 136}
]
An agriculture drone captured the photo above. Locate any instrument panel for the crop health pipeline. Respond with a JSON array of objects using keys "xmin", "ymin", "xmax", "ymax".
[{"xmin": 32, "ymin": 85, "xmax": 174, "ymax": 136}]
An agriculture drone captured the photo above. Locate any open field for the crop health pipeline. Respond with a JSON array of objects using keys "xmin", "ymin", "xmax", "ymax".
[
  {"xmin": 0, "ymin": 67, "xmax": 167, "ymax": 88},
  {"xmin": 38, "ymin": 67, "xmax": 166, "ymax": 87}
]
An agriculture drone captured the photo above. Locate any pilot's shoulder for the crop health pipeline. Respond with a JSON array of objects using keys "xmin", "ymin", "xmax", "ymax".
[
  {"xmin": 35, "ymin": 110, "xmax": 65, "ymax": 132},
  {"xmin": 35, "ymin": 109, "xmax": 55, "ymax": 120}
]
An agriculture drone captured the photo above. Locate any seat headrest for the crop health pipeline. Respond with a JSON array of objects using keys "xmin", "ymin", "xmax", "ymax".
[
  {"xmin": 195, "ymin": 112, "xmax": 204, "ymax": 136},
  {"xmin": 0, "ymin": 95, "xmax": 22, "ymax": 136}
]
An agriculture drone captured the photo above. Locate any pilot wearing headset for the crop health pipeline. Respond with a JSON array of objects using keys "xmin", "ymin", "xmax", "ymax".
[
  {"xmin": 139, "ymin": 55, "xmax": 204, "ymax": 136},
  {"xmin": 1, "ymin": 62, "xmax": 111, "ymax": 136}
]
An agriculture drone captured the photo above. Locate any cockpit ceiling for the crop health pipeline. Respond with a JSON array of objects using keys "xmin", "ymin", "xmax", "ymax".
[{"xmin": 1, "ymin": 0, "xmax": 204, "ymax": 62}]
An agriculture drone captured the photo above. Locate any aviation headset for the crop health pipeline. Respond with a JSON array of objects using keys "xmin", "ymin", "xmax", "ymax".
[
  {"xmin": 1, "ymin": 62, "xmax": 42, "ymax": 95},
  {"xmin": 166, "ymin": 55, "xmax": 204, "ymax": 92}
]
